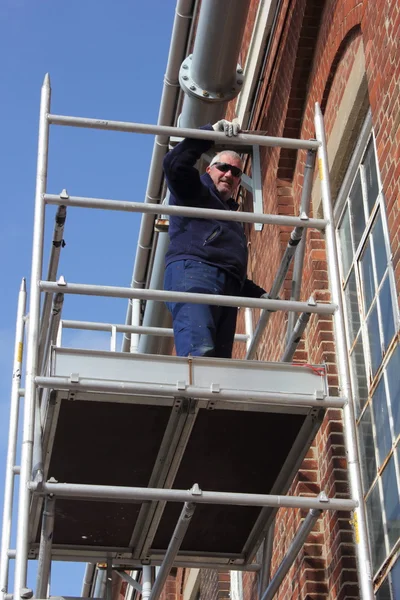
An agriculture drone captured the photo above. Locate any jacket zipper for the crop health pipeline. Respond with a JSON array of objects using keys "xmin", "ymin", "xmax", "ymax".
[{"xmin": 204, "ymin": 227, "xmax": 221, "ymax": 245}]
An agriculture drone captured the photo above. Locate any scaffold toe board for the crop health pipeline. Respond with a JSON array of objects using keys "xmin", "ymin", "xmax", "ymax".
[{"xmin": 30, "ymin": 348, "xmax": 328, "ymax": 566}]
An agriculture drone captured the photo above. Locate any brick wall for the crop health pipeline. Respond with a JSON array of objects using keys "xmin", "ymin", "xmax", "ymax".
[
  {"xmin": 155, "ymin": 0, "xmax": 399, "ymax": 598},
  {"xmin": 228, "ymin": 0, "xmax": 399, "ymax": 599}
]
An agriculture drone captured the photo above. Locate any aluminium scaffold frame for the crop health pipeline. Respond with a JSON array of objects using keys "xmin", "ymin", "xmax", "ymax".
[{"xmin": 0, "ymin": 73, "xmax": 376, "ymax": 600}]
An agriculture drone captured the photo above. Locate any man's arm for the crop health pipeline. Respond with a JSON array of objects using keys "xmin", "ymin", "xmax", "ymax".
[
  {"xmin": 163, "ymin": 119, "xmax": 240, "ymax": 204},
  {"xmin": 163, "ymin": 124, "xmax": 214, "ymax": 203},
  {"xmin": 241, "ymin": 278, "xmax": 267, "ymax": 298}
]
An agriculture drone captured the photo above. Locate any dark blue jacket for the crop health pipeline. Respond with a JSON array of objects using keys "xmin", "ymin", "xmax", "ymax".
[{"xmin": 163, "ymin": 124, "xmax": 266, "ymax": 298}]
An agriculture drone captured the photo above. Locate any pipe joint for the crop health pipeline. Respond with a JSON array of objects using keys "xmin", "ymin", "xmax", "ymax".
[{"xmin": 179, "ymin": 54, "xmax": 244, "ymax": 103}]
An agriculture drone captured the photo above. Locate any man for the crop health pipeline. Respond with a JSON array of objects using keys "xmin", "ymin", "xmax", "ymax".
[{"xmin": 163, "ymin": 119, "xmax": 266, "ymax": 358}]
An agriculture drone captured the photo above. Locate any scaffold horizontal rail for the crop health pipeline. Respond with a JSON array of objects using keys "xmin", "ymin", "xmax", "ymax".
[
  {"xmin": 39, "ymin": 281, "xmax": 337, "ymax": 314},
  {"xmin": 35, "ymin": 376, "xmax": 346, "ymax": 409},
  {"xmin": 29, "ymin": 482, "xmax": 357, "ymax": 511},
  {"xmin": 61, "ymin": 319, "xmax": 248, "ymax": 342},
  {"xmin": 44, "ymin": 194, "xmax": 328, "ymax": 230},
  {"xmin": 7, "ymin": 550, "xmax": 261, "ymax": 571},
  {"xmin": 46, "ymin": 115, "xmax": 321, "ymax": 151}
]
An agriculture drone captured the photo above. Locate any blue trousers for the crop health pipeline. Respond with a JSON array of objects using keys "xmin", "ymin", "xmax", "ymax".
[{"xmin": 164, "ymin": 260, "xmax": 240, "ymax": 358}]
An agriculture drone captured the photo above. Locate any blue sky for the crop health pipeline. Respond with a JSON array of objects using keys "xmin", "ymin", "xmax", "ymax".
[{"xmin": 0, "ymin": 1, "xmax": 176, "ymax": 595}]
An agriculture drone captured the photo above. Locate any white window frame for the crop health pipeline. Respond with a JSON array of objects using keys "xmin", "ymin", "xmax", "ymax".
[{"xmin": 334, "ymin": 111, "xmax": 400, "ymax": 583}]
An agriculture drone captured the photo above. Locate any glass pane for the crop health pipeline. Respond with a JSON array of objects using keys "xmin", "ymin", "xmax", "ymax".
[
  {"xmin": 381, "ymin": 457, "xmax": 400, "ymax": 550},
  {"xmin": 379, "ymin": 276, "xmax": 396, "ymax": 351},
  {"xmin": 391, "ymin": 555, "xmax": 400, "ymax": 598},
  {"xmin": 360, "ymin": 238, "xmax": 376, "ymax": 313},
  {"xmin": 366, "ymin": 481, "xmax": 386, "ymax": 573},
  {"xmin": 387, "ymin": 345, "xmax": 400, "ymax": 437},
  {"xmin": 338, "ymin": 206, "xmax": 353, "ymax": 277},
  {"xmin": 363, "ymin": 138, "xmax": 379, "ymax": 214},
  {"xmin": 344, "ymin": 269, "xmax": 360, "ymax": 345},
  {"xmin": 358, "ymin": 405, "xmax": 377, "ymax": 491},
  {"xmin": 372, "ymin": 211, "xmax": 388, "ymax": 284},
  {"xmin": 375, "ymin": 578, "xmax": 391, "ymax": 600},
  {"xmin": 372, "ymin": 377, "xmax": 392, "ymax": 465},
  {"xmin": 349, "ymin": 172, "xmax": 365, "ymax": 249},
  {"xmin": 367, "ymin": 303, "xmax": 382, "ymax": 376},
  {"xmin": 351, "ymin": 336, "xmax": 368, "ymax": 414}
]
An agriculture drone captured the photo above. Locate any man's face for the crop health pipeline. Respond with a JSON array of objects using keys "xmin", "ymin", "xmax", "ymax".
[{"xmin": 206, "ymin": 154, "xmax": 242, "ymax": 201}]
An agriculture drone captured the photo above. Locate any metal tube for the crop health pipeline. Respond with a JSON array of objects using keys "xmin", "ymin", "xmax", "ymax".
[
  {"xmin": 81, "ymin": 563, "xmax": 95, "ymax": 597},
  {"xmin": 136, "ymin": 232, "xmax": 171, "ymax": 356},
  {"xmin": 32, "ymin": 397, "xmax": 43, "ymax": 485},
  {"xmin": 34, "ymin": 292, "xmax": 64, "ymax": 483},
  {"xmin": 258, "ymin": 522, "xmax": 275, "ymax": 597},
  {"xmin": 141, "ymin": 566, "xmax": 152, "ymax": 600},
  {"xmin": 35, "ymin": 375, "xmax": 346, "ymax": 409},
  {"xmin": 244, "ymin": 308, "xmax": 253, "ymax": 352},
  {"xmin": 287, "ymin": 149, "xmax": 317, "ymax": 339},
  {"xmin": 29, "ymin": 481, "xmax": 357, "ymax": 512},
  {"xmin": 189, "ymin": 0, "xmax": 249, "ymax": 92},
  {"xmin": 44, "ymin": 194, "xmax": 327, "ymax": 230},
  {"xmin": 281, "ymin": 313, "xmax": 311, "ymax": 363},
  {"xmin": 35, "ymin": 496, "xmax": 55, "ymax": 599},
  {"xmin": 61, "ymin": 319, "xmax": 248, "ymax": 342},
  {"xmin": 149, "ymin": 503, "xmax": 195, "ymax": 600},
  {"xmin": 314, "ymin": 103, "xmax": 374, "ymax": 599},
  {"xmin": 40, "ymin": 293, "xmax": 64, "ymax": 375},
  {"xmin": 16, "ymin": 553, "xmax": 259, "ymax": 572},
  {"xmin": 47, "ymin": 115, "xmax": 320, "ymax": 151},
  {"xmin": 38, "ymin": 206, "xmax": 67, "ymax": 370},
  {"xmin": 129, "ymin": 299, "xmax": 141, "ymax": 353},
  {"xmin": 105, "ymin": 561, "xmax": 112, "ymax": 600},
  {"xmin": 38, "ymin": 281, "xmax": 336, "ymax": 315},
  {"xmin": 0, "ymin": 279, "xmax": 27, "ymax": 600},
  {"xmin": 179, "ymin": 0, "xmax": 251, "ymax": 128},
  {"xmin": 14, "ymin": 73, "xmax": 51, "ymax": 599},
  {"xmin": 93, "ymin": 569, "xmax": 106, "ymax": 600},
  {"xmin": 246, "ymin": 237, "xmax": 301, "ymax": 359},
  {"xmin": 113, "ymin": 571, "xmax": 142, "ymax": 595},
  {"xmin": 260, "ymin": 509, "xmax": 321, "ymax": 600}
]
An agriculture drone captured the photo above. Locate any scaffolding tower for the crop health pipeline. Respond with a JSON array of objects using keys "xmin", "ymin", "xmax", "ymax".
[{"xmin": 0, "ymin": 74, "xmax": 376, "ymax": 600}]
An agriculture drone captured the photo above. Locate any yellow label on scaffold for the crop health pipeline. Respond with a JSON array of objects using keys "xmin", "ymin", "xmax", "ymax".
[
  {"xmin": 318, "ymin": 158, "xmax": 324, "ymax": 181},
  {"xmin": 350, "ymin": 512, "xmax": 360, "ymax": 544},
  {"xmin": 17, "ymin": 342, "xmax": 23, "ymax": 364}
]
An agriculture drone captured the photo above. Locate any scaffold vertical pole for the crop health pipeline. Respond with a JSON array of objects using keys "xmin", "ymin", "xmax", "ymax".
[
  {"xmin": 14, "ymin": 73, "xmax": 51, "ymax": 599},
  {"xmin": 258, "ymin": 521, "xmax": 275, "ymax": 598},
  {"xmin": 130, "ymin": 299, "xmax": 141, "ymax": 353},
  {"xmin": 314, "ymin": 102, "xmax": 374, "ymax": 600},
  {"xmin": 260, "ymin": 509, "xmax": 322, "ymax": 600},
  {"xmin": 35, "ymin": 496, "xmax": 55, "ymax": 599},
  {"xmin": 105, "ymin": 560, "xmax": 113, "ymax": 600},
  {"xmin": 244, "ymin": 307, "xmax": 253, "ymax": 352},
  {"xmin": 286, "ymin": 148, "xmax": 316, "ymax": 339},
  {"xmin": 0, "ymin": 279, "xmax": 27, "ymax": 600},
  {"xmin": 141, "ymin": 566, "xmax": 152, "ymax": 600}
]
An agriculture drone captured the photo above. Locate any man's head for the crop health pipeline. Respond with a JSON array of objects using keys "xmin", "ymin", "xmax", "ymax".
[{"xmin": 206, "ymin": 150, "xmax": 243, "ymax": 201}]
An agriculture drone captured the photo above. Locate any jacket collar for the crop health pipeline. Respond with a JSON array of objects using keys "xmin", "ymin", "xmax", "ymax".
[{"xmin": 201, "ymin": 172, "xmax": 240, "ymax": 212}]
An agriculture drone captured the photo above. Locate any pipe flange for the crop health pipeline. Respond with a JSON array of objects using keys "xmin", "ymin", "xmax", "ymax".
[{"xmin": 179, "ymin": 54, "xmax": 244, "ymax": 103}]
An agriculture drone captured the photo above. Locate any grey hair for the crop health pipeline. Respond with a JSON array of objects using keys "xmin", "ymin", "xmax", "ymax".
[{"xmin": 210, "ymin": 150, "xmax": 243, "ymax": 169}]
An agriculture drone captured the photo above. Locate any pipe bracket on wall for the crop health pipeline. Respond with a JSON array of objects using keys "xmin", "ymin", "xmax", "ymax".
[{"xmin": 179, "ymin": 54, "xmax": 244, "ymax": 103}]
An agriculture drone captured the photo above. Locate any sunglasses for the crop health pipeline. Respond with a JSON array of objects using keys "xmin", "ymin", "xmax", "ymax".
[{"xmin": 211, "ymin": 162, "xmax": 243, "ymax": 178}]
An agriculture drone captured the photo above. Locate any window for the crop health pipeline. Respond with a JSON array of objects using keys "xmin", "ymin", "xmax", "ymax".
[{"xmin": 335, "ymin": 113, "xmax": 400, "ymax": 588}]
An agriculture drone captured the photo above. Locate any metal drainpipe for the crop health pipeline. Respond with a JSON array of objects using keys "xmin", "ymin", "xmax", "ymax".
[
  {"xmin": 81, "ymin": 562, "xmax": 95, "ymax": 597},
  {"xmin": 122, "ymin": 0, "xmax": 195, "ymax": 352},
  {"xmin": 138, "ymin": 0, "xmax": 251, "ymax": 355}
]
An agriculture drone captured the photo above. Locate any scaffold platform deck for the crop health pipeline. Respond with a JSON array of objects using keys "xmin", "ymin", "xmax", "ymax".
[{"xmin": 29, "ymin": 349, "xmax": 328, "ymax": 568}]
